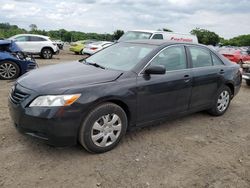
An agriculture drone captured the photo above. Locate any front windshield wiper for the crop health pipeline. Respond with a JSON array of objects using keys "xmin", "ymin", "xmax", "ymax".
[
  {"xmin": 87, "ymin": 62, "xmax": 106, "ymax": 69},
  {"xmin": 79, "ymin": 58, "xmax": 106, "ymax": 69}
]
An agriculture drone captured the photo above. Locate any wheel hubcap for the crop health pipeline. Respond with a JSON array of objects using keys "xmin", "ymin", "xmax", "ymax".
[
  {"xmin": 91, "ymin": 114, "xmax": 122, "ymax": 147},
  {"xmin": 217, "ymin": 90, "xmax": 230, "ymax": 112},
  {"xmin": 0, "ymin": 63, "xmax": 17, "ymax": 79}
]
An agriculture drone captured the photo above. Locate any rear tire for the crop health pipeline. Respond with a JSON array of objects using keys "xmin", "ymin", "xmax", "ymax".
[
  {"xmin": 246, "ymin": 80, "xmax": 250, "ymax": 86},
  {"xmin": 41, "ymin": 48, "xmax": 53, "ymax": 59},
  {"xmin": 79, "ymin": 103, "xmax": 127, "ymax": 153},
  {"xmin": 207, "ymin": 86, "xmax": 231, "ymax": 116},
  {"xmin": 0, "ymin": 61, "xmax": 20, "ymax": 80}
]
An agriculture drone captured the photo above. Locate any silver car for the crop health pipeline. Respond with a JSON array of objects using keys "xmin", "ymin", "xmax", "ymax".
[{"xmin": 82, "ymin": 41, "xmax": 113, "ymax": 55}]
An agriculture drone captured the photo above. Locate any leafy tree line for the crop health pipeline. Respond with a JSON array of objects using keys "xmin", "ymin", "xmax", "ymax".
[
  {"xmin": 1, "ymin": 23, "xmax": 249, "ymax": 46},
  {"xmin": 0, "ymin": 23, "xmax": 124, "ymax": 42},
  {"xmin": 190, "ymin": 28, "xmax": 250, "ymax": 46}
]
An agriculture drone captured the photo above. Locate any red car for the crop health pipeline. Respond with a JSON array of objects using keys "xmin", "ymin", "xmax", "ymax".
[{"xmin": 219, "ymin": 49, "xmax": 250, "ymax": 64}]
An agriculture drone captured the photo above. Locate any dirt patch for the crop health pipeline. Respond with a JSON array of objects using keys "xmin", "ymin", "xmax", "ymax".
[{"xmin": 1, "ymin": 47, "xmax": 250, "ymax": 188}]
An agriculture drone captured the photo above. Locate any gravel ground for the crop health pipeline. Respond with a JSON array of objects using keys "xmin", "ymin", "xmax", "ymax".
[{"xmin": 0, "ymin": 47, "xmax": 250, "ymax": 188}]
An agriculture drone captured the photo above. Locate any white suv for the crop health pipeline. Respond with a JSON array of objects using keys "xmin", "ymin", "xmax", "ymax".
[{"xmin": 9, "ymin": 34, "xmax": 59, "ymax": 59}]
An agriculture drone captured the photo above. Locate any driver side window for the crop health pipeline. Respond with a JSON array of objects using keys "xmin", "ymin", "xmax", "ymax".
[{"xmin": 150, "ymin": 46, "xmax": 187, "ymax": 71}]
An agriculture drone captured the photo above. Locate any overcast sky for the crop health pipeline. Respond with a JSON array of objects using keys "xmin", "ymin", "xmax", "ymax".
[{"xmin": 0, "ymin": 0, "xmax": 249, "ymax": 39}]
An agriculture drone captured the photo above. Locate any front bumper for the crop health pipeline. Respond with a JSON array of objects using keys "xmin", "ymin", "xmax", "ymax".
[
  {"xmin": 54, "ymin": 49, "xmax": 60, "ymax": 55},
  {"xmin": 8, "ymin": 84, "xmax": 82, "ymax": 147}
]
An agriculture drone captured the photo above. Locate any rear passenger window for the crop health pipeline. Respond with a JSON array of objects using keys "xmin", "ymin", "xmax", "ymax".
[
  {"xmin": 212, "ymin": 53, "xmax": 224, "ymax": 66},
  {"xmin": 150, "ymin": 46, "xmax": 187, "ymax": 71},
  {"xmin": 29, "ymin": 36, "xmax": 47, "ymax": 42},
  {"xmin": 189, "ymin": 47, "xmax": 212, "ymax": 68},
  {"xmin": 152, "ymin": 34, "xmax": 163, "ymax": 39}
]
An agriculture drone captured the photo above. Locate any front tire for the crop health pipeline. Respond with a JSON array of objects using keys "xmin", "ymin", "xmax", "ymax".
[
  {"xmin": 0, "ymin": 61, "xmax": 20, "ymax": 80},
  {"xmin": 208, "ymin": 86, "xmax": 231, "ymax": 116},
  {"xmin": 79, "ymin": 103, "xmax": 128, "ymax": 153},
  {"xmin": 41, "ymin": 48, "xmax": 53, "ymax": 59}
]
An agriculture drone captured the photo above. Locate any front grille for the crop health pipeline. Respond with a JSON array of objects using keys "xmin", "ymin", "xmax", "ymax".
[{"xmin": 10, "ymin": 87, "xmax": 30, "ymax": 104}]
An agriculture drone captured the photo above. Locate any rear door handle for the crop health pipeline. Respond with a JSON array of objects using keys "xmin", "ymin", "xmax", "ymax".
[{"xmin": 184, "ymin": 75, "xmax": 191, "ymax": 82}]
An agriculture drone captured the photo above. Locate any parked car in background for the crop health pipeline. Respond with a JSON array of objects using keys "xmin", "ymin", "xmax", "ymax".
[
  {"xmin": 82, "ymin": 41, "xmax": 113, "ymax": 56},
  {"xmin": 219, "ymin": 49, "xmax": 250, "ymax": 64},
  {"xmin": 69, "ymin": 40, "xmax": 96, "ymax": 54},
  {"xmin": 0, "ymin": 40, "xmax": 37, "ymax": 80},
  {"xmin": 118, "ymin": 30, "xmax": 198, "ymax": 43},
  {"xmin": 242, "ymin": 63, "xmax": 250, "ymax": 86},
  {"xmin": 53, "ymin": 40, "xmax": 64, "ymax": 50},
  {"xmin": 8, "ymin": 34, "xmax": 59, "ymax": 59},
  {"xmin": 9, "ymin": 40, "xmax": 241, "ymax": 153}
]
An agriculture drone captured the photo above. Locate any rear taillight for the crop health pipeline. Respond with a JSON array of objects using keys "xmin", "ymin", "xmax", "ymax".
[{"xmin": 90, "ymin": 47, "xmax": 98, "ymax": 50}]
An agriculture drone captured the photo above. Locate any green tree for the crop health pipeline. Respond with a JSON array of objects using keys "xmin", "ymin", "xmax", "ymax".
[
  {"xmin": 190, "ymin": 28, "xmax": 220, "ymax": 45},
  {"xmin": 113, "ymin": 30, "xmax": 124, "ymax": 40},
  {"xmin": 29, "ymin": 24, "xmax": 37, "ymax": 31},
  {"xmin": 220, "ymin": 35, "xmax": 250, "ymax": 46}
]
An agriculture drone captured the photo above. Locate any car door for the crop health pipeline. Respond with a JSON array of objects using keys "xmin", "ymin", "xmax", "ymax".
[
  {"xmin": 136, "ymin": 45, "xmax": 193, "ymax": 123},
  {"xmin": 13, "ymin": 36, "xmax": 29, "ymax": 52},
  {"xmin": 187, "ymin": 46, "xmax": 225, "ymax": 109},
  {"xmin": 28, "ymin": 36, "xmax": 47, "ymax": 53}
]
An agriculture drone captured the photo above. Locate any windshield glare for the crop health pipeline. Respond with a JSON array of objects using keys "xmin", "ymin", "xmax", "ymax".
[
  {"xmin": 86, "ymin": 43, "xmax": 155, "ymax": 71},
  {"xmin": 119, "ymin": 31, "xmax": 152, "ymax": 41}
]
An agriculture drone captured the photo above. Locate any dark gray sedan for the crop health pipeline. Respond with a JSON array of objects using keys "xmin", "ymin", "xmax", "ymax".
[{"xmin": 8, "ymin": 40, "xmax": 242, "ymax": 153}]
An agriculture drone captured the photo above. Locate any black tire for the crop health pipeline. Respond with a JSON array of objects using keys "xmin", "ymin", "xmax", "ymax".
[
  {"xmin": 246, "ymin": 80, "xmax": 250, "ymax": 86},
  {"xmin": 0, "ymin": 61, "xmax": 20, "ymax": 80},
  {"xmin": 79, "ymin": 103, "xmax": 128, "ymax": 153},
  {"xmin": 74, "ymin": 52, "xmax": 79, "ymax": 55},
  {"xmin": 207, "ymin": 86, "xmax": 232, "ymax": 116},
  {"xmin": 41, "ymin": 48, "xmax": 53, "ymax": 59},
  {"xmin": 80, "ymin": 49, "xmax": 84, "ymax": 55}
]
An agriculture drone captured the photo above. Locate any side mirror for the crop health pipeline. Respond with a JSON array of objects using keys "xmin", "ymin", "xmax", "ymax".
[{"xmin": 144, "ymin": 65, "xmax": 166, "ymax": 75}]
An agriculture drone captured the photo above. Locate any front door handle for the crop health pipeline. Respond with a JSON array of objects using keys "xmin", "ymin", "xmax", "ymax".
[{"xmin": 219, "ymin": 69, "xmax": 225, "ymax": 74}]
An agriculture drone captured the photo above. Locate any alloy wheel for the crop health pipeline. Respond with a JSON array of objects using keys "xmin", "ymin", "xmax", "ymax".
[
  {"xmin": 43, "ymin": 49, "xmax": 52, "ymax": 59},
  {"xmin": 217, "ymin": 90, "xmax": 230, "ymax": 112},
  {"xmin": 0, "ymin": 62, "xmax": 17, "ymax": 79}
]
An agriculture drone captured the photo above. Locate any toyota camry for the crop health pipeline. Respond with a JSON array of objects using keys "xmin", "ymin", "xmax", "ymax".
[{"xmin": 8, "ymin": 40, "xmax": 242, "ymax": 153}]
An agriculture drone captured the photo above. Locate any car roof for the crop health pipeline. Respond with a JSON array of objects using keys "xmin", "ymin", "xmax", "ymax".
[
  {"xmin": 122, "ymin": 39, "xmax": 205, "ymax": 47},
  {"xmin": 10, "ymin": 34, "xmax": 50, "ymax": 39},
  {"xmin": 131, "ymin": 29, "xmax": 158, "ymax": 33}
]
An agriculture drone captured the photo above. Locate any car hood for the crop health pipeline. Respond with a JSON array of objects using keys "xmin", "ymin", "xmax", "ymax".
[{"xmin": 17, "ymin": 61, "xmax": 123, "ymax": 94}]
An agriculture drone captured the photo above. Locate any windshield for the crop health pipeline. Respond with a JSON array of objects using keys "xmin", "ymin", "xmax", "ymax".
[
  {"xmin": 85, "ymin": 42, "xmax": 155, "ymax": 71},
  {"xmin": 118, "ymin": 31, "xmax": 152, "ymax": 41}
]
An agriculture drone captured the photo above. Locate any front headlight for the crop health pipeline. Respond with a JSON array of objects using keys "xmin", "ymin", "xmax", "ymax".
[{"xmin": 29, "ymin": 94, "xmax": 81, "ymax": 107}]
